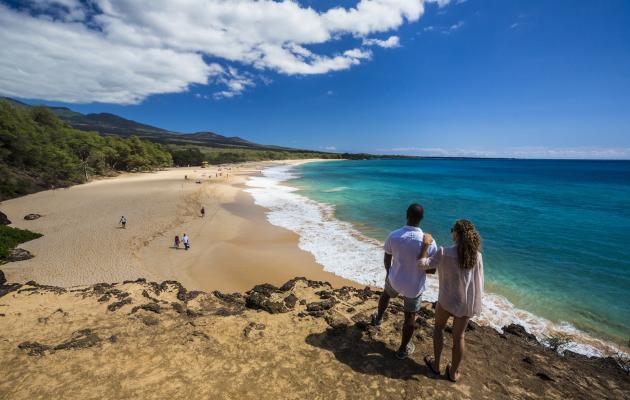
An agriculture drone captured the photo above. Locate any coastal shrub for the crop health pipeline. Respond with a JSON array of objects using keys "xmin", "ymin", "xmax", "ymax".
[
  {"xmin": 0, "ymin": 225, "xmax": 43, "ymax": 259},
  {"xmin": 542, "ymin": 333, "xmax": 573, "ymax": 354}
]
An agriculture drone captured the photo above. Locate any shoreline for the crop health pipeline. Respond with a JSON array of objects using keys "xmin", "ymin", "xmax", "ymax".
[
  {"xmin": 250, "ymin": 162, "xmax": 629, "ymax": 357},
  {"xmin": 0, "ymin": 160, "xmax": 357, "ymax": 292}
]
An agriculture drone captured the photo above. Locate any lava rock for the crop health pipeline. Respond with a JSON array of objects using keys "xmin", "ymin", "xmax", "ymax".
[
  {"xmin": 0, "ymin": 211, "xmax": 10, "ymax": 225},
  {"xmin": 7, "ymin": 248, "xmax": 33, "ymax": 262},
  {"xmin": 18, "ymin": 341, "xmax": 50, "ymax": 356},
  {"xmin": 283, "ymin": 294, "xmax": 298, "ymax": 309},
  {"xmin": 23, "ymin": 213, "xmax": 41, "ymax": 220},
  {"xmin": 0, "ymin": 283, "xmax": 21, "ymax": 298},
  {"xmin": 306, "ymin": 299, "xmax": 336, "ymax": 312},
  {"xmin": 54, "ymin": 329, "xmax": 100, "ymax": 350},
  {"xmin": 107, "ymin": 297, "xmax": 132, "ymax": 312},
  {"xmin": 131, "ymin": 302, "xmax": 161, "ymax": 314},
  {"xmin": 245, "ymin": 292, "xmax": 288, "ymax": 314},
  {"xmin": 502, "ymin": 324, "xmax": 538, "ymax": 342}
]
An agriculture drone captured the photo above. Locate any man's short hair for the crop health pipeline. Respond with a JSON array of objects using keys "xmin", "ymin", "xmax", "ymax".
[{"xmin": 406, "ymin": 203, "xmax": 424, "ymax": 225}]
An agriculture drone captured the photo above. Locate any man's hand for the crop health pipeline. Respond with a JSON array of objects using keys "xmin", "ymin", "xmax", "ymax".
[{"xmin": 423, "ymin": 233, "xmax": 433, "ymax": 245}]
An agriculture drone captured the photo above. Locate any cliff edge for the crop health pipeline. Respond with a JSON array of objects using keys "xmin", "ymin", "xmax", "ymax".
[{"xmin": 0, "ymin": 273, "xmax": 627, "ymax": 399}]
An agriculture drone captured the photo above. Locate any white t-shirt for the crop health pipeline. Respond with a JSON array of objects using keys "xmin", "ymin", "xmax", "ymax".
[{"xmin": 384, "ymin": 226, "xmax": 437, "ymax": 298}]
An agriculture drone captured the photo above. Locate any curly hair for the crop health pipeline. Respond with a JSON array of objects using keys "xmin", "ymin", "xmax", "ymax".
[{"xmin": 452, "ymin": 219, "xmax": 482, "ymax": 270}]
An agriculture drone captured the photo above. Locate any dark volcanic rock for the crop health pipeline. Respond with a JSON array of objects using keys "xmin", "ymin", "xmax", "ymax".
[
  {"xmin": 503, "ymin": 324, "xmax": 538, "ymax": 342},
  {"xmin": 18, "ymin": 341, "xmax": 50, "ymax": 356},
  {"xmin": 7, "ymin": 248, "xmax": 33, "ymax": 262},
  {"xmin": 306, "ymin": 299, "xmax": 337, "ymax": 312},
  {"xmin": 0, "ymin": 283, "xmax": 21, "ymax": 298},
  {"xmin": 283, "ymin": 294, "xmax": 298, "ymax": 309},
  {"xmin": 0, "ymin": 211, "xmax": 10, "ymax": 225},
  {"xmin": 251, "ymin": 283, "xmax": 280, "ymax": 296},
  {"xmin": 107, "ymin": 297, "xmax": 132, "ymax": 311},
  {"xmin": 131, "ymin": 302, "xmax": 161, "ymax": 314},
  {"xmin": 0, "ymin": 270, "xmax": 5, "ymax": 286},
  {"xmin": 171, "ymin": 302, "xmax": 186, "ymax": 314},
  {"xmin": 245, "ymin": 292, "xmax": 288, "ymax": 314},
  {"xmin": 54, "ymin": 329, "xmax": 101, "ymax": 350},
  {"xmin": 23, "ymin": 213, "xmax": 41, "ymax": 220}
]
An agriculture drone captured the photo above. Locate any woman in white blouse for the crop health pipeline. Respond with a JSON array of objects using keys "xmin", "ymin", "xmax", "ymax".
[{"xmin": 418, "ymin": 219, "xmax": 484, "ymax": 382}]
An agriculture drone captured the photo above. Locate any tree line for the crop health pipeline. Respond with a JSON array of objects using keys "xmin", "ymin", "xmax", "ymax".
[{"xmin": 0, "ymin": 100, "xmax": 172, "ymax": 200}]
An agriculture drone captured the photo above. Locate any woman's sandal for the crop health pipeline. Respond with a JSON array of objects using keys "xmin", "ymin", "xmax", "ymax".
[
  {"xmin": 424, "ymin": 355, "xmax": 440, "ymax": 375},
  {"xmin": 446, "ymin": 363, "xmax": 459, "ymax": 382}
]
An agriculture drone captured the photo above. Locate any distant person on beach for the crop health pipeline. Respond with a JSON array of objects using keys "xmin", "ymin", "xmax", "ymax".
[
  {"xmin": 119, "ymin": 216, "xmax": 127, "ymax": 229},
  {"xmin": 372, "ymin": 204, "xmax": 437, "ymax": 359},
  {"xmin": 201, "ymin": 207, "xmax": 205, "ymax": 218},
  {"xmin": 182, "ymin": 234, "xmax": 190, "ymax": 250},
  {"xmin": 419, "ymin": 219, "xmax": 484, "ymax": 382},
  {"xmin": 174, "ymin": 235, "xmax": 180, "ymax": 249}
]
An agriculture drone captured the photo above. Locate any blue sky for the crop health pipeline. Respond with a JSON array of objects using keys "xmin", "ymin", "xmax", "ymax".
[{"xmin": 2, "ymin": 0, "xmax": 630, "ymax": 158}]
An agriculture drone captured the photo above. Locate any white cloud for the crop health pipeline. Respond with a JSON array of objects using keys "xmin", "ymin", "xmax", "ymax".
[
  {"xmin": 0, "ymin": 0, "xmax": 450, "ymax": 103},
  {"xmin": 363, "ymin": 35, "xmax": 401, "ymax": 48}
]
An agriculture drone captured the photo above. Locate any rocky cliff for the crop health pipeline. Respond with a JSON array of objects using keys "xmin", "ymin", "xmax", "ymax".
[{"xmin": 0, "ymin": 274, "xmax": 627, "ymax": 399}]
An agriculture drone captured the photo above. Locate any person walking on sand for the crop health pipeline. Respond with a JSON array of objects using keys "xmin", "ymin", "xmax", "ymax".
[
  {"xmin": 201, "ymin": 206, "xmax": 205, "ymax": 218},
  {"xmin": 119, "ymin": 216, "xmax": 127, "ymax": 229},
  {"xmin": 372, "ymin": 204, "xmax": 437, "ymax": 359},
  {"xmin": 182, "ymin": 234, "xmax": 190, "ymax": 251},
  {"xmin": 419, "ymin": 219, "xmax": 484, "ymax": 383},
  {"xmin": 174, "ymin": 235, "xmax": 180, "ymax": 249}
]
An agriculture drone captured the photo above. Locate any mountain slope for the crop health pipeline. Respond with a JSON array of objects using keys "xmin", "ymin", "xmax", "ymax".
[{"xmin": 1, "ymin": 97, "xmax": 307, "ymax": 152}]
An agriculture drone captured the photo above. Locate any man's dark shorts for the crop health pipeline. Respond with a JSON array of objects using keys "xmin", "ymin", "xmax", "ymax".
[{"xmin": 384, "ymin": 279, "xmax": 422, "ymax": 313}]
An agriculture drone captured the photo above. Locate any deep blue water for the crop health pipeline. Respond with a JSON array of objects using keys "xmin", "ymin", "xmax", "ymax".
[{"xmin": 292, "ymin": 159, "xmax": 630, "ymax": 345}]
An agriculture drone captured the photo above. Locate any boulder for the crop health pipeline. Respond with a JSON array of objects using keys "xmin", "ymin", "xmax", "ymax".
[
  {"xmin": 0, "ymin": 211, "xmax": 10, "ymax": 225},
  {"xmin": 502, "ymin": 324, "xmax": 538, "ymax": 342},
  {"xmin": 24, "ymin": 214, "xmax": 41, "ymax": 221},
  {"xmin": 245, "ymin": 292, "xmax": 288, "ymax": 314},
  {"xmin": 0, "ymin": 270, "xmax": 5, "ymax": 286},
  {"xmin": 7, "ymin": 248, "xmax": 33, "ymax": 262}
]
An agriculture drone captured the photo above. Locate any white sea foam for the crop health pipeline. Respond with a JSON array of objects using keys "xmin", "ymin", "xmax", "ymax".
[
  {"xmin": 322, "ymin": 186, "xmax": 349, "ymax": 192},
  {"xmin": 245, "ymin": 163, "xmax": 626, "ymax": 358}
]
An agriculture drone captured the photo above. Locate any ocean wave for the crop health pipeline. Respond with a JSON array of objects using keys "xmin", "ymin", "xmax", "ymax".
[{"xmin": 245, "ymin": 163, "xmax": 625, "ymax": 358}]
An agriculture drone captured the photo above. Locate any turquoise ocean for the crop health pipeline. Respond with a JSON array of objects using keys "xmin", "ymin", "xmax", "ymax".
[{"xmin": 246, "ymin": 159, "xmax": 630, "ymax": 354}]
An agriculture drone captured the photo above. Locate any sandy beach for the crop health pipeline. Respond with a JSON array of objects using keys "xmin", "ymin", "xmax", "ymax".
[{"xmin": 0, "ymin": 160, "xmax": 356, "ymax": 291}]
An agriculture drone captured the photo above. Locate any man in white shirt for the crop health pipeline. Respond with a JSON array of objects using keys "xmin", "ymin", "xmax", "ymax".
[{"xmin": 372, "ymin": 203, "xmax": 437, "ymax": 359}]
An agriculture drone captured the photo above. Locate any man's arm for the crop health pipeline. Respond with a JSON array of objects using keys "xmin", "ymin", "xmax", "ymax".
[{"xmin": 384, "ymin": 252, "xmax": 392, "ymax": 274}]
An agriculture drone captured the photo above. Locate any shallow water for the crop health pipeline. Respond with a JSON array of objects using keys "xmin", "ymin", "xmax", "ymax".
[{"xmin": 246, "ymin": 159, "xmax": 630, "ymax": 354}]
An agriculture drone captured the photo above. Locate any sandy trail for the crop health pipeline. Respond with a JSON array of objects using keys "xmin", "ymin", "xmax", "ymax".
[{"xmin": 1, "ymin": 162, "xmax": 356, "ymax": 291}]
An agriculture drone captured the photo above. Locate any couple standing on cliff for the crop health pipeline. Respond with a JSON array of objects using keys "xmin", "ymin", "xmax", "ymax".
[{"xmin": 372, "ymin": 204, "xmax": 484, "ymax": 383}]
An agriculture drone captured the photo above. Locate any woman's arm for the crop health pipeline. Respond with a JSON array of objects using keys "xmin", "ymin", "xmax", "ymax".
[{"xmin": 418, "ymin": 234, "xmax": 439, "ymax": 273}]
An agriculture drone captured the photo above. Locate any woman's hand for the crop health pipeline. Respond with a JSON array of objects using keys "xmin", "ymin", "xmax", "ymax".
[{"xmin": 423, "ymin": 233, "xmax": 433, "ymax": 245}]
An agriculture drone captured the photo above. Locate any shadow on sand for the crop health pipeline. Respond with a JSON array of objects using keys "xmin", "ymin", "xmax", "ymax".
[{"xmin": 305, "ymin": 326, "xmax": 431, "ymax": 381}]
